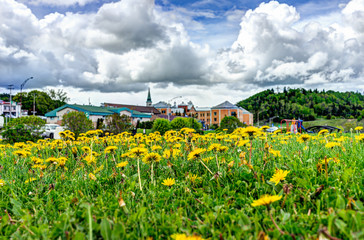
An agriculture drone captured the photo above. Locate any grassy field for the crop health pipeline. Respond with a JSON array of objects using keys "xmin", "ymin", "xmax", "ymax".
[
  {"xmin": 0, "ymin": 128, "xmax": 363, "ymax": 239},
  {"xmin": 303, "ymin": 119, "xmax": 363, "ymax": 131}
]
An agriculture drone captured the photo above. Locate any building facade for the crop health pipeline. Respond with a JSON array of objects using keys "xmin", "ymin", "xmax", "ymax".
[
  {"xmin": 195, "ymin": 101, "xmax": 253, "ymax": 128},
  {"xmin": 0, "ymin": 100, "xmax": 22, "ymax": 118}
]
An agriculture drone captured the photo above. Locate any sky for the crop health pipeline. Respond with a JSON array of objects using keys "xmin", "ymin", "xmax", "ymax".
[{"xmin": 1, "ymin": 0, "xmax": 364, "ymax": 108}]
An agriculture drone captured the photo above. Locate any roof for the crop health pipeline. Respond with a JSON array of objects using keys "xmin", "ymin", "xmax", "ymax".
[
  {"xmin": 211, "ymin": 101, "xmax": 239, "ymax": 109},
  {"xmin": 104, "ymin": 103, "xmax": 160, "ymax": 114},
  {"xmin": 153, "ymin": 101, "xmax": 170, "ymax": 108},
  {"xmin": 45, "ymin": 104, "xmax": 114, "ymax": 117},
  {"xmin": 195, "ymin": 107, "xmax": 211, "ymax": 112},
  {"xmin": 109, "ymin": 107, "xmax": 152, "ymax": 118}
]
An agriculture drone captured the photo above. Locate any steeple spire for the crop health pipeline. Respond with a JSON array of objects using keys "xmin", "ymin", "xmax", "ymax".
[{"xmin": 146, "ymin": 88, "xmax": 152, "ymax": 106}]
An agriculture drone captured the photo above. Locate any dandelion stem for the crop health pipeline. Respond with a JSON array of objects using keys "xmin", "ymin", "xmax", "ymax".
[
  {"xmin": 249, "ymin": 139, "xmax": 253, "ymax": 165},
  {"xmin": 215, "ymin": 154, "xmax": 219, "ymax": 171},
  {"xmin": 137, "ymin": 158, "xmax": 143, "ymax": 191},
  {"xmin": 151, "ymin": 162, "xmax": 155, "ymax": 186},
  {"xmin": 268, "ymin": 208, "xmax": 285, "ymax": 235},
  {"xmin": 199, "ymin": 158, "xmax": 214, "ymax": 175}
]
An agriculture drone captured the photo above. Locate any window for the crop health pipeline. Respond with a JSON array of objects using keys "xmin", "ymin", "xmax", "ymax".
[
  {"xmin": 207, "ymin": 113, "xmax": 210, "ymax": 116},
  {"xmin": 214, "ymin": 118, "xmax": 217, "ymax": 122},
  {"xmin": 214, "ymin": 112, "xmax": 217, "ymax": 116},
  {"xmin": 231, "ymin": 112, "xmax": 237, "ymax": 117},
  {"xmin": 162, "ymin": 110, "xmax": 166, "ymax": 113}
]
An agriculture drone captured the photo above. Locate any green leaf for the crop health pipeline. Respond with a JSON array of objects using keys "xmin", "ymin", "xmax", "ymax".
[
  {"xmin": 101, "ymin": 218, "xmax": 112, "ymax": 240},
  {"xmin": 74, "ymin": 231, "xmax": 86, "ymax": 240}
]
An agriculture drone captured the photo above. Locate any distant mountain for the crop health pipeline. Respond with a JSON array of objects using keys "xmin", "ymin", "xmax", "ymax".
[{"xmin": 237, "ymin": 88, "xmax": 364, "ymax": 123}]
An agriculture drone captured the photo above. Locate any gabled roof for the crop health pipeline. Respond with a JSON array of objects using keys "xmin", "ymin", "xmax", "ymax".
[
  {"xmin": 195, "ymin": 107, "xmax": 211, "ymax": 112},
  {"xmin": 45, "ymin": 104, "xmax": 114, "ymax": 117},
  {"xmin": 104, "ymin": 103, "xmax": 160, "ymax": 114},
  {"xmin": 109, "ymin": 107, "xmax": 151, "ymax": 118},
  {"xmin": 153, "ymin": 101, "xmax": 170, "ymax": 108},
  {"xmin": 211, "ymin": 101, "xmax": 239, "ymax": 109}
]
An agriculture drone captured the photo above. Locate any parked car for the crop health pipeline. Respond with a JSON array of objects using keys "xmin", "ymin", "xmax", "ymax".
[{"xmin": 41, "ymin": 124, "xmax": 61, "ymax": 139}]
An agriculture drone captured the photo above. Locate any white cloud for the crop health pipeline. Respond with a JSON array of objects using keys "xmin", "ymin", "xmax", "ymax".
[
  {"xmin": 1, "ymin": 0, "xmax": 364, "ymax": 107},
  {"xmin": 211, "ymin": 0, "xmax": 364, "ymax": 90},
  {"xmin": 25, "ymin": 0, "xmax": 97, "ymax": 7}
]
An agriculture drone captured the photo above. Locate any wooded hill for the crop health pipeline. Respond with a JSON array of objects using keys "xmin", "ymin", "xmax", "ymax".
[{"xmin": 237, "ymin": 88, "xmax": 364, "ymax": 123}]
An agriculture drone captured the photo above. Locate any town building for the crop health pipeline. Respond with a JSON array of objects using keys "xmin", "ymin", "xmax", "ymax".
[
  {"xmin": 0, "ymin": 100, "xmax": 23, "ymax": 118},
  {"xmin": 195, "ymin": 101, "xmax": 253, "ymax": 128},
  {"xmin": 45, "ymin": 104, "xmax": 152, "ymax": 127}
]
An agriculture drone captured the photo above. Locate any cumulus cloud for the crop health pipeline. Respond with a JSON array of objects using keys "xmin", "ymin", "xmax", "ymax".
[
  {"xmin": 212, "ymin": 0, "xmax": 364, "ymax": 89},
  {"xmin": 0, "ymin": 0, "xmax": 211, "ymax": 92},
  {"xmin": 24, "ymin": 0, "xmax": 97, "ymax": 7},
  {"xmin": 1, "ymin": 0, "xmax": 364, "ymax": 97}
]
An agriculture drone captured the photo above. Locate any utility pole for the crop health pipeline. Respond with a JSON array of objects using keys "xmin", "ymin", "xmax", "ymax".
[
  {"xmin": 32, "ymin": 93, "xmax": 37, "ymax": 116},
  {"xmin": 8, "ymin": 84, "xmax": 14, "ymax": 118}
]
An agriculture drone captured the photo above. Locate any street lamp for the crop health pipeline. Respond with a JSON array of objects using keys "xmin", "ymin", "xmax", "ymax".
[
  {"xmin": 20, "ymin": 77, "xmax": 33, "ymax": 105},
  {"xmin": 168, "ymin": 96, "xmax": 182, "ymax": 121}
]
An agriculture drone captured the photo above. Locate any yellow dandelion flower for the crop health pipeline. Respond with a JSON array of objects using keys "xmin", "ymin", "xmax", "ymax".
[
  {"xmin": 259, "ymin": 126, "xmax": 270, "ymax": 131},
  {"xmin": 162, "ymin": 178, "xmax": 175, "ymax": 186},
  {"xmin": 269, "ymin": 149, "xmax": 281, "ymax": 157},
  {"xmin": 142, "ymin": 152, "xmax": 161, "ymax": 164},
  {"xmin": 81, "ymin": 146, "xmax": 91, "ymax": 153},
  {"xmin": 84, "ymin": 155, "xmax": 97, "ymax": 165},
  {"xmin": 237, "ymin": 139, "xmax": 250, "ymax": 147},
  {"xmin": 89, "ymin": 173, "xmax": 97, "ymax": 181},
  {"xmin": 13, "ymin": 150, "xmax": 31, "ymax": 157},
  {"xmin": 218, "ymin": 146, "xmax": 229, "ymax": 152},
  {"xmin": 243, "ymin": 126, "xmax": 260, "ymax": 137},
  {"xmin": 129, "ymin": 147, "xmax": 148, "ymax": 157},
  {"xmin": 251, "ymin": 194, "xmax": 282, "ymax": 207},
  {"xmin": 298, "ymin": 134, "xmax": 311, "ymax": 142},
  {"xmin": 104, "ymin": 146, "xmax": 118, "ymax": 154},
  {"xmin": 187, "ymin": 148, "xmax": 206, "ymax": 161},
  {"xmin": 0, "ymin": 179, "xmax": 5, "ymax": 186},
  {"xmin": 116, "ymin": 161, "xmax": 128, "ymax": 168},
  {"xmin": 171, "ymin": 233, "xmax": 205, "ymax": 240},
  {"xmin": 325, "ymin": 142, "xmax": 341, "ymax": 149},
  {"xmin": 25, "ymin": 178, "xmax": 37, "ymax": 184},
  {"xmin": 208, "ymin": 143, "xmax": 221, "ymax": 151},
  {"xmin": 202, "ymin": 157, "xmax": 213, "ymax": 163},
  {"xmin": 152, "ymin": 145, "xmax": 162, "ymax": 151},
  {"xmin": 318, "ymin": 129, "xmax": 329, "ymax": 135},
  {"xmin": 93, "ymin": 165, "xmax": 104, "ymax": 174},
  {"xmin": 269, "ymin": 169, "xmax": 290, "ymax": 185},
  {"xmin": 355, "ymin": 126, "xmax": 363, "ymax": 131},
  {"xmin": 188, "ymin": 174, "xmax": 201, "ymax": 184}
]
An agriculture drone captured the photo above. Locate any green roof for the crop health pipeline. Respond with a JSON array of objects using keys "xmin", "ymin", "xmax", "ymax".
[
  {"xmin": 45, "ymin": 104, "xmax": 152, "ymax": 119},
  {"xmin": 45, "ymin": 104, "xmax": 114, "ymax": 117}
]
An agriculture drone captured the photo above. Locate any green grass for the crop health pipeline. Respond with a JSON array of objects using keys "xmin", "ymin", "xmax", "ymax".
[
  {"xmin": 303, "ymin": 118, "xmax": 364, "ymax": 131},
  {"xmin": 0, "ymin": 130, "xmax": 363, "ymax": 239}
]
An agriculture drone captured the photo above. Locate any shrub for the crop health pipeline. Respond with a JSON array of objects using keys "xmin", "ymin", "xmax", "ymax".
[
  {"xmin": 186, "ymin": 118, "xmax": 202, "ymax": 131},
  {"xmin": 170, "ymin": 117, "xmax": 189, "ymax": 131},
  {"xmin": 152, "ymin": 118, "xmax": 171, "ymax": 135},
  {"xmin": 220, "ymin": 116, "xmax": 244, "ymax": 133},
  {"xmin": 1, "ymin": 116, "xmax": 46, "ymax": 143},
  {"xmin": 62, "ymin": 111, "xmax": 93, "ymax": 137},
  {"xmin": 137, "ymin": 121, "xmax": 153, "ymax": 129},
  {"xmin": 104, "ymin": 114, "xmax": 133, "ymax": 134}
]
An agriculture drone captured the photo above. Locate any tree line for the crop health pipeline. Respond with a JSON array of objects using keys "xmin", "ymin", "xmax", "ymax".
[
  {"xmin": 0, "ymin": 89, "xmax": 69, "ymax": 116},
  {"xmin": 237, "ymin": 88, "xmax": 364, "ymax": 123}
]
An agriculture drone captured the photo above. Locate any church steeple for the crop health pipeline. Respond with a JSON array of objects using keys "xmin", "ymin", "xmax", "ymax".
[{"xmin": 146, "ymin": 88, "xmax": 152, "ymax": 106}]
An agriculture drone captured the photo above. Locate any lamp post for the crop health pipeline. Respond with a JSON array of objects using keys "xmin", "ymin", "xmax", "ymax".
[
  {"xmin": 20, "ymin": 77, "xmax": 33, "ymax": 107},
  {"xmin": 167, "ymin": 96, "xmax": 182, "ymax": 121}
]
